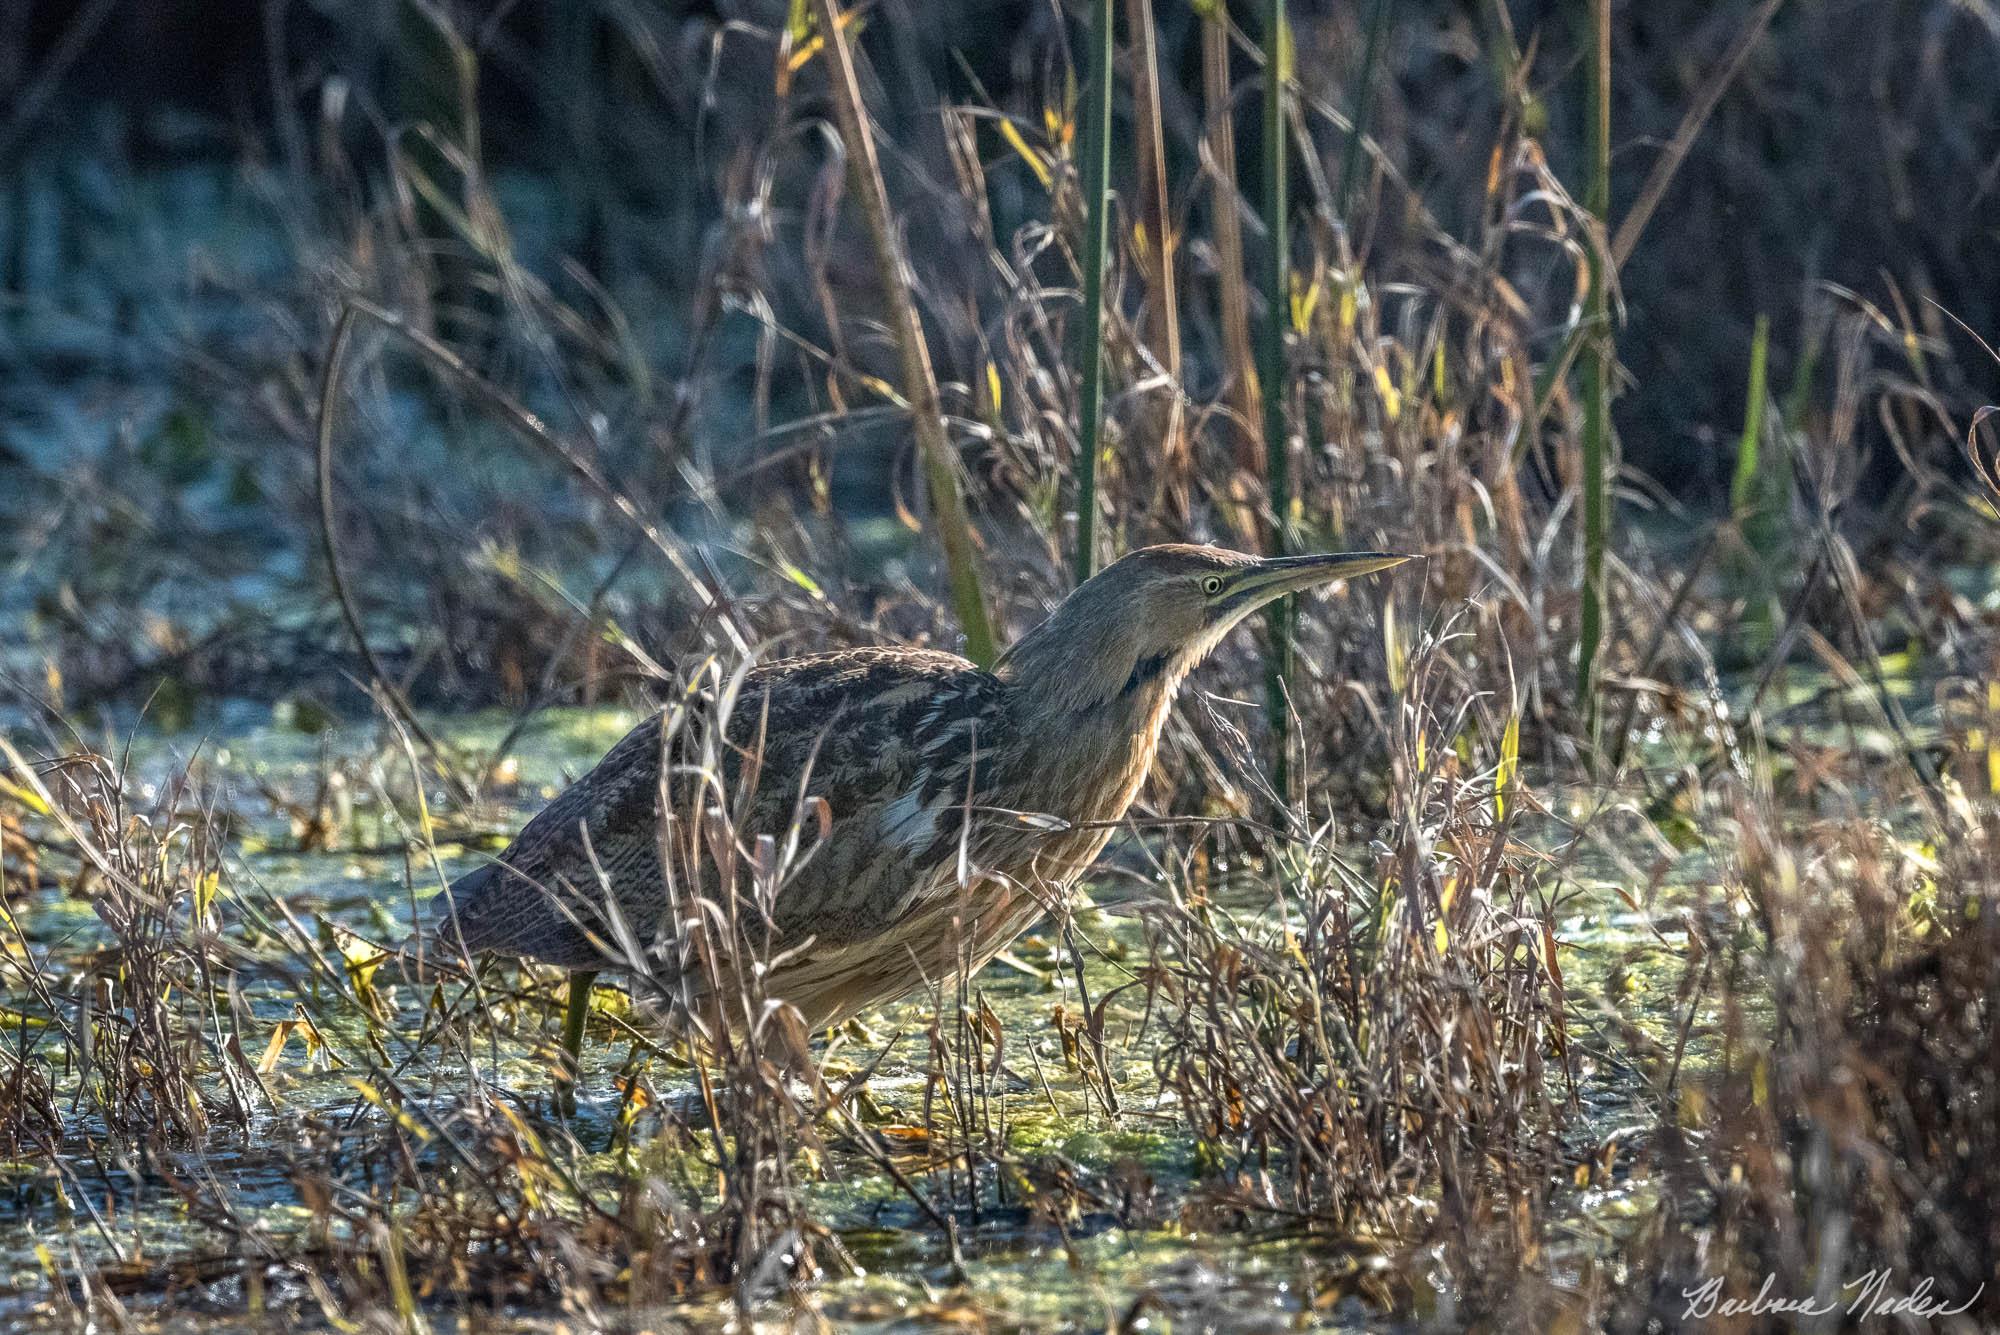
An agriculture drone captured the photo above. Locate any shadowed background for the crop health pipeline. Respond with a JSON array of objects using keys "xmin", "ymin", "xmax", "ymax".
[{"xmin": 7, "ymin": 0, "xmax": 1994, "ymax": 490}]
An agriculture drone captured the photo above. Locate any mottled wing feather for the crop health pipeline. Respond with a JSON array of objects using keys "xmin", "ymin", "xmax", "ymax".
[
  {"xmin": 431, "ymin": 713, "xmax": 670, "ymax": 968},
  {"xmin": 434, "ymin": 648, "xmax": 1016, "ymax": 969},
  {"xmin": 727, "ymin": 649, "xmax": 1016, "ymax": 945}
]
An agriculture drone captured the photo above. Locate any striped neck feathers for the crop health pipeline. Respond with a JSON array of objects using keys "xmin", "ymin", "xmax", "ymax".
[{"xmin": 996, "ymin": 591, "xmax": 1219, "ymax": 722}]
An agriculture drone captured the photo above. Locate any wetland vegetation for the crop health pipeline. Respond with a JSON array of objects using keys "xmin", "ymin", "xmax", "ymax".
[{"xmin": 2, "ymin": 1, "xmax": 1998, "ymax": 1329}]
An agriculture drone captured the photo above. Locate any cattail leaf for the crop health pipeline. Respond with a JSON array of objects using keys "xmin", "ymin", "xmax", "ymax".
[{"xmin": 1497, "ymin": 712, "xmax": 1520, "ymax": 822}]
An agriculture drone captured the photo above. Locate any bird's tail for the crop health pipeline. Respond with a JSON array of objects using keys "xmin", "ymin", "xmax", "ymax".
[{"xmin": 426, "ymin": 862, "xmax": 500, "ymax": 961}]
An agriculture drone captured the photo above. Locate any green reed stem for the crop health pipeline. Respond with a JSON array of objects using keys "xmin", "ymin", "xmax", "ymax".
[
  {"xmin": 1338, "ymin": 0, "xmax": 1393, "ymax": 217},
  {"xmin": 1731, "ymin": 314, "xmax": 1790, "ymax": 648},
  {"xmin": 812, "ymin": 0, "xmax": 996, "ymax": 664},
  {"xmin": 1074, "ymin": 0, "xmax": 1115, "ymax": 581},
  {"xmin": 1260, "ymin": 0, "xmax": 1293, "ymax": 792},
  {"xmin": 1576, "ymin": 0, "xmax": 1612, "ymax": 740}
]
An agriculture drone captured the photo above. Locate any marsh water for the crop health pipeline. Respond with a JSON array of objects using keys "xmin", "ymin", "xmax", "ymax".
[{"xmin": 0, "ymin": 689, "xmax": 1735, "ymax": 1332}]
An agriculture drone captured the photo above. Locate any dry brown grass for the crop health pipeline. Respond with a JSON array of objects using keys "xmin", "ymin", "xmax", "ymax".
[
  {"xmin": 1145, "ymin": 624, "xmax": 1571, "ymax": 1307},
  {"xmin": 1613, "ymin": 758, "xmax": 2000, "ymax": 1325}
]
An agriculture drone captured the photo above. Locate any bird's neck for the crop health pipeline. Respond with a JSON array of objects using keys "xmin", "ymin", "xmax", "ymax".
[
  {"xmin": 997, "ymin": 600, "xmax": 1194, "ymax": 713},
  {"xmin": 994, "ymin": 611, "xmax": 1197, "ymax": 822}
]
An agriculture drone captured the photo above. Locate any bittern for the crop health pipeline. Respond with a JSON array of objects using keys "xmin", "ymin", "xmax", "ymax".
[{"xmin": 432, "ymin": 544, "xmax": 1407, "ymax": 1073}]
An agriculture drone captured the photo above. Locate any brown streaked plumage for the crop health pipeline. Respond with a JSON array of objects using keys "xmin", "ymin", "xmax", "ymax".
[{"xmin": 432, "ymin": 544, "xmax": 1408, "ymax": 1031}]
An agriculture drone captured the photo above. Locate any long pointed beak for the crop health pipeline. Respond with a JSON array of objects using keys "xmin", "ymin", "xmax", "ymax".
[{"xmin": 1232, "ymin": 550, "xmax": 1415, "ymax": 607}]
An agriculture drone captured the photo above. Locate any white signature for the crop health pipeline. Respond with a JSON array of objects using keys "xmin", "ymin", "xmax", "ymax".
[{"xmin": 1682, "ymin": 1271, "xmax": 1984, "ymax": 1322}]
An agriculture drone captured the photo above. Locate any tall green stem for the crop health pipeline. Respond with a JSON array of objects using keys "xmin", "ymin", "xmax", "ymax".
[
  {"xmin": 812, "ymin": 0, "xmax": 996, "ymax": 664},
  {"xmin": 1260, "ymin": 0, "xmax": 1293, "ymax": 791},
  {"xmin": 1338, "ymin": 0, "xmax": 1393, "ymax": 217},
  {"xmin": 1576, "ymin": 0, "xmax": 1612, "ymax": 739},
  {"xmin": 1200, "ymin": 3, "xmax": 1260, "ymax": 505},
  {"xmin": 1730, "ymin": 314, "xmax": 1771, "ymax": 526},
  {"xmin": 1074, "ymin": 0, "xmax": 1115, "ymax": 581}
]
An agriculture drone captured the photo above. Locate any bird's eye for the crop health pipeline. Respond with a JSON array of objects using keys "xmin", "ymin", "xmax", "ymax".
[{"xmin": 1201, "ymin": 575, "xmax": 1224, "ymax": 595}]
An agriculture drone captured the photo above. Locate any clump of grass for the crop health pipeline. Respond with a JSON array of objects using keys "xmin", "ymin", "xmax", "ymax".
[
  {"xmin": 1148, "ymin": 627, "xmax": 1569, "ymax": 1295},
  {"xmin": 1627, "ymin": 768, "xmax": 1999, "ymax": 1323},
  {"xmin": 0, "ymin": 657, "xmax": 862, "ymax": 1326},
  {"xmin": 324, "ymin": 653, "xmax": 871, "ymax": 1321},
  {"xmin": 0, "ymin": 758, "xmax": 65, "ymax": 1152},
  {"xmin": 605, "ymin": 658, "xmax": 840, "ymax": 1301},
  {"xmin": 2, "ymin": 743, "xmax": 248, "ymax": 1146}
]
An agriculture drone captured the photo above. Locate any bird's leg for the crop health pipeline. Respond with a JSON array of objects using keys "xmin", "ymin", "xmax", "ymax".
[{"xmin": 556, "ymin": 969, "xmax": 598, "ymax": 1114}]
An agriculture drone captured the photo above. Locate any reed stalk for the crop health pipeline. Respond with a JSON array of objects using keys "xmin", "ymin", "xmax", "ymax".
[
  {"xmin": 1260, "ymin": 0, "xmax": 1294, "ymax": 789},
  {"xmin": 1199, "ymin": 1, "xmax": 1263, "ymax": 519},
  {"xmin": 1073, "ymin": 0, "xmax": 1116, "ymax": 580},
  {"xmin": 1338, "ymin": 0, "xmax": 1393, "ymax": 217},
  {"xmin": 1123, "ymin": 0, "xmax": 1188, "ymax": 520},
  {"xmin": 1576, "ymin": 0, "xmax": 1612, "ymax": 738},
  {"xmin": 810, "ymin": 0, "xmax": 997, "ymax": 663}
]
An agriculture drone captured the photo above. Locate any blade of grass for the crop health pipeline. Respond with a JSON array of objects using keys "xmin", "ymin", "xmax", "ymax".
[
  {"xmin": 810, "ymin": 0, "xmax": 996, "ymax": 663},
  {"xmin": 1260, "ymin": 0, "xmax": 1294, "ymax": 792},
  {"xmin": 1730, "ymin": 314, "xmax": 1792, "ymax": 649},
  {"xmin": 1074, "ymin": 0, "xmax": 1116, "ymax": 580},
  {"xmin": 1730, "ymin": 313, "xmax": 1771, "ymax": 525}
]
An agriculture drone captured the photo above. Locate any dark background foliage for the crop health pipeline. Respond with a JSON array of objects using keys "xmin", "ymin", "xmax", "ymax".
[{"xmin": 7, "ymin": 0, "xmax": 1995, "ymax": 504}]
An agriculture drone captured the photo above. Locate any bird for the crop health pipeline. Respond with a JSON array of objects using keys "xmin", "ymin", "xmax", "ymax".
[{"xmin": 430, "ymin": 544, "xmax": 1408, "ymax": 1077}]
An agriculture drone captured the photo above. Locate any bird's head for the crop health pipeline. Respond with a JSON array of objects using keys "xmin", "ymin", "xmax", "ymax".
[{"xmin": 996, "ymin": 543, "xmax": 1412, "ymax": 713}]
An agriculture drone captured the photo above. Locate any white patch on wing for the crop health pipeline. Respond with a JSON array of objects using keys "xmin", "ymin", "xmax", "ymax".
[
  {"xmin": 878, "ymin": 788, "xmax": 937, "ymax": 852},
  {"xmin": 873, "ymin": 681, "xmax": 931, "ymax": 712}
]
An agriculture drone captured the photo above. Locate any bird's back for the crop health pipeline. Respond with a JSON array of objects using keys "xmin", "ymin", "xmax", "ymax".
[{"xmin": 431, "ymin": 647, "xmax": 1022, "ymax": 981}]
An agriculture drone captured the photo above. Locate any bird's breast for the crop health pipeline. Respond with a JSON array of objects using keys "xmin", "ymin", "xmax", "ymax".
[{"xmin": 1011, "ymin": 682, "xmax": 1177, "ymax": 853}]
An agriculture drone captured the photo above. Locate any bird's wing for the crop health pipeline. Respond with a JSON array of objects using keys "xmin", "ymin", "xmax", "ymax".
[
  {"xmin": 724, "ymin": 648, "xmax": 1018, "ymax": 948},
  {"xmin": 435, "ymin": 647, "xmax": 1016, "ymax": 965},
  {"xmin": 432, "ymin": 709, "xmax": 672, "ymax": 967}
]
